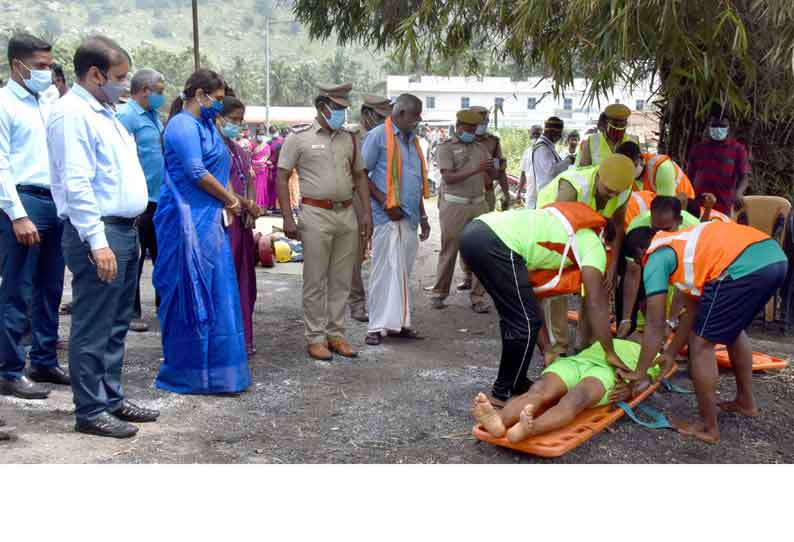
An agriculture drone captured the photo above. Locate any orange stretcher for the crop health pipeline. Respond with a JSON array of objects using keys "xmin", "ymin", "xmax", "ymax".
[
  {"xmin": 472, "ymin": 363, "xmax": 678, "ymax": 458},
  {"xmin": 567, "ymin": 310, "xmax": 788, "ymax": 372}
]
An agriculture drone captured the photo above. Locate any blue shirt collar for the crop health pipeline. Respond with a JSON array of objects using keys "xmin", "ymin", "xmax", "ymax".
[
  {"xmin": 72, "ymin": 83, "xmax": 111, "ymax": 114},
  {"xmin": 390, "ymin": 121, "xmax": 415, "ymax": 142},
  {"xmin": 6, "ymin": 79, "xmax": 36, "ymax": 101},
  {"xmin": 127, "ymin": 99, "xmax": 149, "ymax": 115}
]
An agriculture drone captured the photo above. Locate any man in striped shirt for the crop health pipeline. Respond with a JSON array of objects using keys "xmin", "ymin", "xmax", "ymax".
[{"xmin": 686, "ymin": 112, "xmax": 750, "ymax": 215}]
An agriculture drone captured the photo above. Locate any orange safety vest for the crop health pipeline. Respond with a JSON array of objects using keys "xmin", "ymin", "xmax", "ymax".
[
  {"xmin": 635, "ymin": 152, "xmax": 695, "ymax": 198},
  {"xmin": 529, "ymin": 202, "xmax": 607, "ymax": 298},
  {"xmin": 643, "ymin": 222, "xmax": 769, "ymax": 297},
  {"xmin": 624, "ymin": 190, "xmax": 655, "ymax": 229}
]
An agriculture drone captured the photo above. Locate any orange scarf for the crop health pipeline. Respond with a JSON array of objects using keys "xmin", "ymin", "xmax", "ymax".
[{"xmin": 384, "ymin": 116, "xmax": 430, "ymax": 210}]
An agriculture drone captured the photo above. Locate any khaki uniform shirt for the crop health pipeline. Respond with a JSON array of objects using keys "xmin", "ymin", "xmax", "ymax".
[
  {"xmin": 278, "ymin": 119, "xmax": 364, "ymax": 201},
  {"xmin": 437, "ymin": 135, "xmax": 490, "ymax": 198}
]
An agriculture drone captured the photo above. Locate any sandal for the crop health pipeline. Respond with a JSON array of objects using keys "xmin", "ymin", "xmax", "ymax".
[
  {"xmin": 365, "ymin": 332, "xmax": 381, "ymax": 346},
  {"xmin": 471, "ymin": 301, "xmax": 491, "ymax": 314},
  {"xmin": 387, "ymin": 328, "xmax": 424, "ymax": 340}
]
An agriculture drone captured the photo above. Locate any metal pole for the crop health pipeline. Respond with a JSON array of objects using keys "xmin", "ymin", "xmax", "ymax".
[
  {"xmin": 192, "ymin": 0, "xmax": 200, "ymax": 70},
  {"xmin": 265, "ymin": 17, "xmax": 271, "ymax": 130}
]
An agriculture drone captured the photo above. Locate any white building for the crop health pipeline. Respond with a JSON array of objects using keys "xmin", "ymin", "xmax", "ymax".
[{"xmin": 386, "ymin": 75, "xmax": 655, "ymax": 133}]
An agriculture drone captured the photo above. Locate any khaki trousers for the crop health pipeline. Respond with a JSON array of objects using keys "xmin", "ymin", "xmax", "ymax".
[
  {"xmin": 348, "ymin": 195, "xmax": 367, "ymax": 313},
  {"xmin": 543, "ymin": 295, "xmax": 570, "ymax": 355},
  {"xmin": 298, "ymin": 204, "xmax": 358, "ymax": 344},
  {"xmin": 432, "ymin": 195, "xmax": 488, "ymax": 304}
]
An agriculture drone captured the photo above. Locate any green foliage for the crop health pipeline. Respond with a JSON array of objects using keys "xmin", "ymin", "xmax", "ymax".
[
  {"xmin": 151, "ymin": 22, "xmax": 173, "ymax": 39},
  {"xmin": 292, "ymin": 0, "xmax": 794, "ymax": 198},
  {"xmin": 498, "ymin": 129, "xmax": 534, "ymax": 177}
]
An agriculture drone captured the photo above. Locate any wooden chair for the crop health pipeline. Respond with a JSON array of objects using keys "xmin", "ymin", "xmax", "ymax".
[{"xmin": 737, "ymin": 195, "xmax": 792, "ymax": 328}]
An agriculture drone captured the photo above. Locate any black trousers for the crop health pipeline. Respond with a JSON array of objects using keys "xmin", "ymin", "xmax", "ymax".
[
  {"xmin": 614, "ymin": 251, "xmax": 644, "ymax": 335},
  {"xmin": 460, "ymin": 220, "xmax": 543, "ymax": 401},
  {"xmin": 134, "ymin": 201, "xmax": 159, "ymax": 319}
]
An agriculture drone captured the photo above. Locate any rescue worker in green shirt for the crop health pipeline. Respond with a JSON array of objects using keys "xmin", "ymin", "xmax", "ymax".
[
  {"xmin": 459, "ymin": 202, "xmax": 628, "ymax": 406},
  {"xmin": 617, "ymin": 195, "xmax": 700, "ymax": 338},
  {"xmin": 536, "ymin": 154, "xmax": 636, "ymax": 354}
]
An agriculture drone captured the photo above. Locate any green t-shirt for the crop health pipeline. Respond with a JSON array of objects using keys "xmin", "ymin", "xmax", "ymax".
[
  {"xmin": 643, "ymin": 239, "xmax": 787, "ymax": 297},
  {"xmin": 574, "ymin": 339, "xmax": 661, "ymax": 380},
  {"xmin": 478, "ymin": 208, "xmax": 607, "ymax": 273},
  {"xmin": 626, "ymin": 210, "xmax": 700, "ymax": 234},
  {"xmin": 634, "ymin": 160, "xmax": 677, "ymax": 196}
]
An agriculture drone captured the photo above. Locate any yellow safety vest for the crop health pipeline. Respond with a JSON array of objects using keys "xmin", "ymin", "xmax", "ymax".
[
  {"xmin": 536, "ymin": 166, "xmax": 631, "ymax": 219},
  {"xmin": 577, "ymin": 131, "xmax": 639, "ymax": 166}
]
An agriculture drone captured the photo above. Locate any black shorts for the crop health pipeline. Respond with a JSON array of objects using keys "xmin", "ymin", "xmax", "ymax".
[{"xmin": 695, "ymin": 261, "xmax": 788, "ymax": 345}]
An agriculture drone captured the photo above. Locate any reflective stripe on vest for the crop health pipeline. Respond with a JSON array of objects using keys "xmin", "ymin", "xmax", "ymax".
[
  {"xmin": 643, "ymin": 153, "xmax": 669, "ymax": 192},
  {"xmin": 631, "ymin": 192, "xmax": 649, "ymax": 215},
  {"xmin": 532, "ymin": 207, "xmax": 582, "ymax": 295},
  {"xmin": 647, "ymin": 222, "xmax": 710, "ymax": 295},
  {"xmin": 561, "ymin": 169, "xmax": 593, "ymax": 202},
  {"xmin": 590, "ymin": 132, "xmax": 638, "ymax": 165}
]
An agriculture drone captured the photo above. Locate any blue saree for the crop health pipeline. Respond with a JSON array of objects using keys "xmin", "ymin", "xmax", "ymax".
[{"xmin": 153, "ymin": 111, "xmax": 250, "ymax": 394}]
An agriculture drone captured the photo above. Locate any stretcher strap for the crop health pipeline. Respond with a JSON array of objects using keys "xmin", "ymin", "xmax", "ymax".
[
  {"xmin": 616, "ymin": 402, "xmax": 673, "ymax": 430},
  {"xmin": 660, "ymin": 378, "xmax": 695, "ymax": 394}
]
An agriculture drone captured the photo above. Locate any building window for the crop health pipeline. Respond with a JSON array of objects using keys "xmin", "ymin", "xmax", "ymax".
[
  {"xmin": 461, "ymin": 97, "xmax": 470, "ymax": 109},
  {"xmin": 527, "ymin": 97, "xmax": 537, "ymax": 110},
  {"xmin": 426, "ymin": 96, "xmax": 436, "ymax": 109},
  {"xmin": 635, "ymin": 99, "xmax": 645, "ymax": 111},
  {"xmin": 563, "ymin": 98, "xmax": 573, "ymax": 111}
]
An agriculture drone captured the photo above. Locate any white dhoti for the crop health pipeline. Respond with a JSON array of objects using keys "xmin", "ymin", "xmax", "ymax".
[{"xmin": 367, "ymin": 219, "xmax": 419, "ymax": 334}]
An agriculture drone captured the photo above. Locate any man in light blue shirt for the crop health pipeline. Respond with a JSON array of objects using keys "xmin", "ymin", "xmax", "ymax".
[
  {"xmin": 361, "ymin": 94, "xmax": 430, "ymax": 346},
  {"xmin": 0, "ymin": 33, "xmax": 70, "ymax": 401},
  {"xmin": 116, "ymin": 68, "xmax": 166, "ymax": 332},
  {"xmin": 47, "ymin": 35, "xmax": 159, "ymax": 439}
]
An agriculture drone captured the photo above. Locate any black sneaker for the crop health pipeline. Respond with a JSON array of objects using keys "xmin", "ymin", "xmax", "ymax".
[
  {"xmin": 0, "ymin": 376, "xmax": 50, "ymax": 399},
  {"xmin": 109, "ymin": 401, "xmax": 160, "ymax": 423},
  {"xmin": 27, "ymin": 365, "xmax": 71, "ymax": 386},
  {"xmin": 75, "ymin": 412, "xmax": 138, "ymax": 439}
]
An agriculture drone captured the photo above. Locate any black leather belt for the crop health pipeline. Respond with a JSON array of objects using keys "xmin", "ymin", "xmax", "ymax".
[
  {"xmin": 102, "ymin": 216, "xmax": 138, "ymax": 227},
  {"xmin": 17, "ymin": 185, "xmax": 52, "ymax": 197}
]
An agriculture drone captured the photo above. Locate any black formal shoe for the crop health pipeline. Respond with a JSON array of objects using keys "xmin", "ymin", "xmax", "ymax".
[
  {"xmin": 27, "ymin": 365, "xmax": 71, "ymax": 386},
  {"xmin": 109, "ymin": 401, "xmax": 160, "ymax": 423},
  {"xmin": 0, "ymin": 376, "xmax": 50, "ymax": 399},
  {"xmin": 75, "ymin": 412, "xmax": 138, "ymax": 439}
]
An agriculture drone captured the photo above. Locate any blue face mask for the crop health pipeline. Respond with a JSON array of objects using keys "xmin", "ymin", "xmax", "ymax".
[
  {"xmin": 221, "ymin": 121, "xmax": 241, "ymax": 140},
  {"xmin": 200, "ymin": 95, "xmax": 223, "ymax": 122},
  {"xmin": 16, "ymin": 61, "xmax": 52, "ymax": 94},
  {"xmin": 148, "ymin": 92, "xmax": 165, "ymax": 111},
  {"xmin": 324, "ymin": 107, "xmax": 347, "ymax": 131},
  {"xmin": 710, "ymin": 127, "xmax": 728, "ymax": 141},
  {"xmin": 459, "ymin": 131, "xmax": 475, "ymax": 143}
]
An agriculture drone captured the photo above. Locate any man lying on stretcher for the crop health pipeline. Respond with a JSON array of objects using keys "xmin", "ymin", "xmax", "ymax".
[{"xmin": 473, "ymin": 339, "xmax": 668, "ymax": 442}]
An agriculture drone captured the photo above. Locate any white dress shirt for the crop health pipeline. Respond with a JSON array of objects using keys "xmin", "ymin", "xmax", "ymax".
[
  {"xmin": 532, "ymin": 135, "xmax": 571, "ymax": 194},
  {"xmin": 47, "ymin": 84, "xmax": 148, "ymax": 250},
  {"xmin": 0, "ymin": 79, "xmax": 52, "ymax": 220}
]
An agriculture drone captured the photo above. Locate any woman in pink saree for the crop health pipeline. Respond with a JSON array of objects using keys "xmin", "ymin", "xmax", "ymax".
[{"xmin": 251, "ymin": 128, "xmax": 271, "ymax": 208}]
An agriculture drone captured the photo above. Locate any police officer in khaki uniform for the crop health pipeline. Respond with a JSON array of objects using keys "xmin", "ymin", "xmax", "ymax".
[
  {"xmin": 456, "ymin": 105, "xmax": 512, "ymax": 291},
  {"xmin": 430, "ymin": 109, "xmax": 493, "ymax": 313},
  {"xmin": 348, "ymin": 95, "xmax": 393, "ymax": 323},
  {"xmin": 277, "ymin": 83, "xmax": 373, "ymax": 361}
]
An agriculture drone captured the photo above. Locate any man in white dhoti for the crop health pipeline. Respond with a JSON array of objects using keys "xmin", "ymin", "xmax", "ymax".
[{"xmin": 361, "ymin": 94, "xmax": 431, "ymax": 346}]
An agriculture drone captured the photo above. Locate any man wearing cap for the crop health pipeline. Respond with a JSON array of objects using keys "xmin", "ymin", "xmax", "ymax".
[
  {"xmin": 536, "ymin": 154, "xmax": 636, "ymax": 354},
  {"xmin": 576, "ymin": 104, "xmax": 639, "ymax": 167},
  {"xmin": 430, "ymin": 108, "xmax": 493, "ymax": 313},
  {"xmin": 347, "ymin": 95, "xmax": 393, "ymax": 323},
  {"xmin": 455, "ymin": 105, "xmax": 511, "ymax": 291},
  {"xmin": 517, "ymin": 116, "xmax": 573, "ymax": 209},
  {"xmin": 277, "ymin": 83, "xmax": 373, "ymax": 361}
]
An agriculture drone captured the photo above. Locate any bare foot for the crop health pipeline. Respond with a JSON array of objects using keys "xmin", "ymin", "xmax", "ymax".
[
  {"xmin": 506, "ymin": 403, "xmax": 536, "ymax": 443},
  {"xmin": 718, "ymin": 400, "xmax": 759, "ymax": 417},
  {"xmin": 671, "ymin": 417, "xmax": 720, "ymax": 444},
  {"xmin": 472, "ymin": 393, "xmax": 506, "ymax": 437}
]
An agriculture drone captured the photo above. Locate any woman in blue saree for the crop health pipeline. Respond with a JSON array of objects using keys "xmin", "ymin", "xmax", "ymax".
[{"xmin": 153, "ymin": 69, "xmax": 252, "ymax": 394}]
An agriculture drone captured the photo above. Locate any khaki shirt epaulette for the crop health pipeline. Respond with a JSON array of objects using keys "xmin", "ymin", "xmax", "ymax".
[
  {"xmin": 437, "ymin": 135, "xmax": 490, "ymax": 198},
  {"xmin": 277, "ymin": 120, "xmax": 364, "ymax": 201}
]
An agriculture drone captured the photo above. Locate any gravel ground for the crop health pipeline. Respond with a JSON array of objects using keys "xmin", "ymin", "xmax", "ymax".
[{"xmin": 2, "ymin": 199, "xmax": 794, "ymax": 463}]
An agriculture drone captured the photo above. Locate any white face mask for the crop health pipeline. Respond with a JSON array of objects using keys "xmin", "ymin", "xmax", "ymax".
[
  {"xmin": 710, "ymin": 127, "xmax": 728, "ymax": 141},
  {"xmin": 256, "ymin": 135, "xmax": 265, "ymax": 142}
]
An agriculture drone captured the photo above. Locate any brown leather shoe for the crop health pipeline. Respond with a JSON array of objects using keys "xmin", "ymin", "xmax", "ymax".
[
  {"xmin": 307, "ymin": 342, "xmax": 333, "ymax": 361},
  {"xmin": 327, "ymin": 337, "xmax": 358, "ymax": 358}
]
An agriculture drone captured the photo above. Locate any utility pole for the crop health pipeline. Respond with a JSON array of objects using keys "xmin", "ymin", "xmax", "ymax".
[
  {"xmin": 265, "ymin": 17, "xmax": 270, "ymax": 130},
  {"xmin": 191, "ymin": 0, "xmax": 200, "ymax": 70}
]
